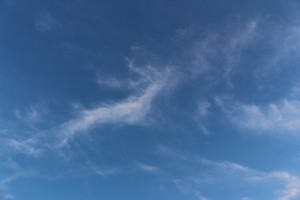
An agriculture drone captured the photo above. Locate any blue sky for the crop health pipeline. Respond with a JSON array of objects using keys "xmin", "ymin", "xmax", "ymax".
[{"xmin": 1, "ymin": 0, "xmax": 300, "ymax": 199}]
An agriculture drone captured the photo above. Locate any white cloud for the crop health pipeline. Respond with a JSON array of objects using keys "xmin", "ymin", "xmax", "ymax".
[
  {"xmin": 90, "ymin": 166, "xmax": 120, "ymax": 177},
  {"xmin": 200, "ymin": 158, "xmax": 254, "ymax": 174},
  {"xmin": 197, "ymin": 101, "xmax": 211, "ymax": 118},
  {"xmin": 217, "ymin": 97, "xmax": 300, "ymax": 133},
  {"xmin": 201, "ymin": 162, "xmax": 300, "ymax": 200},
  {"xmin": 2, "ymin": 138, "xmax": 42, "ymax": 156},
  {"xmin": 272, "ymin": 172, "xmax": 300, "ymax": 200},
  {"xmin": 56, "ymin": 64, "xmax": 175, "ymax": 146},
  {"xmin": 136, "ymin": 163, "xmax": 159, "ymax": 173},
  {"xmin": 0, "ymin": 53, "xmax": 177, "ymax": 155},
  {"xmin": 58, "ymin": 82, "xmax": 162, "ymax": 146},
  {"xmin": 157, "ymin": 147, "xmax": 300, "ymax": 200}
]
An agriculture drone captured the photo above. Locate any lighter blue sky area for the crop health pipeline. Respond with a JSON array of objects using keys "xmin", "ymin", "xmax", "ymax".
[{"xmin": 1, "ymin": 0, "xmax": 300, "ymax": 200}]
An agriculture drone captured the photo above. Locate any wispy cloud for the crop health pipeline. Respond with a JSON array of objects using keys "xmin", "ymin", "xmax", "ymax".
[
  {"xmin": 241, "ymin": 197, "xmax": 253, "ymax": 200},
  {"xmin": 194, "ymin": 100, "xmax": 212, "ymax": 134},
  {"xmin": 197, "ymin": 101, "xmax": 211, "ymax": 118},
  {"xmin": 58, "ymin": 73, "xmax": 171, "ymax": 146},
  {"xmin": 0, "ymin": 49, "xmax": 178, "ymax": 157},
  {"xmin": 35, "ymin": 12, "xmax": 61, "ymax": 32},
  {"xmin": 89, "ymin": 165, "xmax": 120, "ymax": 177},
  {"xmin": 0, "ymin": 171, "xmax": 35, "ymax": 189},
  {"xmin": 96, "ymin": 76, "xmax": 128, "ymax": 89},
  {"xmin": 221, "ymin": 19, "xmax": 257, "ymax": 85},
  {"xmin": 260, "ymin": 22, "xmax": 300, "ymax": 74},
  {"xmin": 1, "ymin": 138, "xmax": 42, "ymax": 156},
  {"xmin": 185, "ymin": 18, "xmax": 258, "ymax": 86},
  {"xmin": 183, "ymin": 14, "xmax": 300, "ymax": 93},
  {"xmin": 173, "ymin": 178, "xmax": 209, "ymax": 200},
  {"xmin": 0, "ymin": 159, "xmax": 61, "ymax": 200},
  {"xmin": 136, "ymin": 163, "xmax": 159, "ymax": 173},
  {"xmin": 272, "ymin": 172, "xmax": 300, "ymax": 200},
  {"xmin": 13, "ymin": 104, "xmax": 46, "ymax": 130},
  {"xmin": 157, "ymin": 147, "xmax": 300, "ymax": 200},
  {"xmin": 217, "ymin": 97, "xmax": 300, "ymax": 133}
]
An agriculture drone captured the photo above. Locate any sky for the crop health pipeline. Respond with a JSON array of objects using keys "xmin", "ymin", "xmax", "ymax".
[{"xmin": 1, "ymin": 0, "xmax": 300, "ymax": 199}]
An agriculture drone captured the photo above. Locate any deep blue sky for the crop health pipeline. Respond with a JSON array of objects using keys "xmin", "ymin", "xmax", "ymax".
[{"xmin": 1, "ymin": 0, "xmax": 300, "ymax": 199}]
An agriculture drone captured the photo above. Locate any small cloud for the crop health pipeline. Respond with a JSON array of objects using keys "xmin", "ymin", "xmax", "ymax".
[
  {"xmin": 200, "ymin": 158, "xmax": 254, "ymax": 174},
  {"xmin": 174, "ymin": 25, "xmax": 194, "ymax": 38},
  {"xmin": 35, "ymin": 13, "xmax": 61, "ymax": 32},
  {"xmin": 3, "ymin": 138, "xmax": 43, "ymax": 156},
  {"xmin": 88, "ymin": 164, "xmax": 120, "ymax": 177},
  {"xmin": 241, "ymin": 197, "xmax": 253, "ymax": 200},
  {"xmin": 130, "ymin": 44, "xmax": 142, "ymax": 51},
  {"xmin": 14, "ymin": 104, "xmax": 46, "ymax": 124},
  {"xmin": 136, "ymin": 163, "xmax": 159, "ymax": 173},
  {"xmin": 92, "ymin": 167, "xmax": 119, "ymax": 177},
  {"xmin": 197, "ymin": 101, "xmax": 211, "ymax": 118},
  {"xmin": 1, "ymin": 158, "xmax": 19, "ymax": 171},
  {"xmin": 194, "ymin": 100, "xmax": 212, "ymax": 134},
  {"xmin": 96, "ymin": 76, "xmax": 126, "ymax": 89}
]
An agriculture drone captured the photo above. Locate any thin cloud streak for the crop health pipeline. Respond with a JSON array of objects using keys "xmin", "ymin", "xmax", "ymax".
[
  {"xmin": 136, "ymin": 163, "xmax": 159, "ymax": 173},
  {"xmin": 157, "ymin": 147, "xmax": 300, "ymax": 200},
  {"xmin": 1, "ymin": 138, "xmax": 43, "ymax": 156},
  {"xmin": 89, "ymin": 165, "xmax": 120, "ymax": 177}
]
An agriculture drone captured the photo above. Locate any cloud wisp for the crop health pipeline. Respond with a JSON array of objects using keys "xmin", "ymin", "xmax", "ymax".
[
  {"xmin": 157, "ymin": 147, "xmax": 300, "ymax": 200},
  {"xmin": 136, "ymin": 163, "xmax": 159, "ymax": 173},
  {"xmin": 58, "ymin": 83, "xmax": 161, "ymax": 146},
  {"xmin": 216, "ymin": 97, "xmax": 300, "ymax": 133},
  {"xmin": 57, "ymin": 64, "xmax": 175, "ymax": 146},
  {"xmin": 1, "ymin": 138, "xmax": 43, "ymax": 156},
  {"xmin": 35, "ymin": 12, "xmax": 62, "ymax": 33},
  {"xmin": 184, "ymin": 19, "xmax": 258, "ymax": 86},
  {"xmin": 88, "ymin": 164, "xmax": 120, "ymax": 177},
  {"xmin": 271, "ymin": 172, "xmax": 300, "ymax": 200}
]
